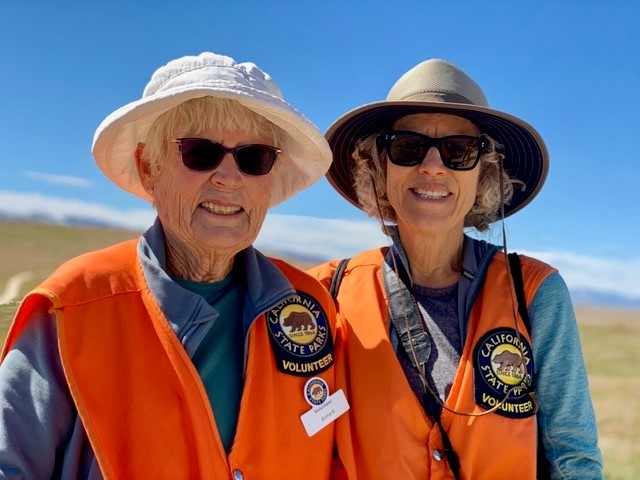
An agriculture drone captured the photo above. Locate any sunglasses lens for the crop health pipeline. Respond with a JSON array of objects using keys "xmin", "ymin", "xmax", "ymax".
[
  {"xmin": 440, "ymin": 137, "xmax": 480, "ymax": 169},
  {"xmin": 388, "ymin": 133, "xmax": 428, "ymax": 166},
  {"xmin": 235, "ymin": 145, "xmax": 278, "ymax": 176},
  {"xmin": 178, "ymin": 139, "xmax": 278, "ymax": 175},
  {"xmin": 180, "ymin": 139, "xmax": 224, "ymax": 171},
  {"xmin": 385, "ymin": 132, "xmax": 482, "ymax": 171}
]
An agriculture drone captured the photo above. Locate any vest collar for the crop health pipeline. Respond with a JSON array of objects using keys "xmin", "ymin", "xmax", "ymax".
[{"xmin": 458, "ymin": 234, "xmax": 501, "ymax": 336}]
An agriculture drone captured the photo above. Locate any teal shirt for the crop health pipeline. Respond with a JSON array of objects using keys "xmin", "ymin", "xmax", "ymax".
[{"xmin": 174, "ymin": 273, "xmax": 244, "ymax": 454}]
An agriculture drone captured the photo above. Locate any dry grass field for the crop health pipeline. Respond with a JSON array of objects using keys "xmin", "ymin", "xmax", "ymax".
[
  {"xmin": 575, "ymin": 307, "xmax": 640, "ymax": 479},
  {"xmin": 0, "ymin": 220, "xmax": 140, "ymax": 295},
  {"xmin": 0, "ymin": 220, "xmax": 638, "ymax": 478}
]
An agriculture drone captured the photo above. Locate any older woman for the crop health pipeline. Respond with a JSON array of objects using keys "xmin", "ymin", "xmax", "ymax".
[
  {"xmin": 0, "ymin": 52, "xmax": 344, "ymax": 479},
  {"xmin": 310, "ymin": 59, "xmax": 603, "ymax": 479}
]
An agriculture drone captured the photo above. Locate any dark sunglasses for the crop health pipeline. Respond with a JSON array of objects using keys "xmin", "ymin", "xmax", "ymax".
[
  {"xmin": 377, "ymin": 130, "xmax": 489, "ymax": 171},
  {"xmin": 175, "ymin": 137, "xmax": 281, "ymax": 176}
]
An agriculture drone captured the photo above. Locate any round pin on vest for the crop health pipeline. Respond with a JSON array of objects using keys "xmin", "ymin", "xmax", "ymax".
[{"xmin": 304, "ymin": 377, "xmax": 329, "ymax": 406}]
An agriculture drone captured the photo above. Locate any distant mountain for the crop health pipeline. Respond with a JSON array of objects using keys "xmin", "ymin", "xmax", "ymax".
[
  {"xmin": 0, "ymin": 211, "xmax": 136, "ymax": 231},
  {"xmin": 570, "ymin": 289, "xmax": 640, "ymax": 310},
  {"xmin": 267, "ymin": 249, "xmax": 327, "ymax": 267}
]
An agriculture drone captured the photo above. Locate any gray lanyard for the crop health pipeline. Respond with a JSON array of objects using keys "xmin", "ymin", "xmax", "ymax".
[{"xmin": 382, "ymin": 246, "xmax": 432, "ymax": 369}]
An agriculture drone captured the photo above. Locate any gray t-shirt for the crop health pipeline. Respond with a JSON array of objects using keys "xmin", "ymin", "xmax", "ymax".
[{"xmin": 394, "ymin": 282, "xmax": 461, "ymax": 418}]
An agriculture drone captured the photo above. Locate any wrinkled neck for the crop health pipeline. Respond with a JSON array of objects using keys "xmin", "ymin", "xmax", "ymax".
[
  {"xmin": 396, "ymin": 225, "xmax": 464, "ymax": 288},
  {"xmin": 164, "ymin": 238, "xmax": 235, "ymax": 283}
]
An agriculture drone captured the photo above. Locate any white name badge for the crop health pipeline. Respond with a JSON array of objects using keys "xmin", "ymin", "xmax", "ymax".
[{"xmin": 300, "ymin": 385, "xmax": 350, "ymax": 437}]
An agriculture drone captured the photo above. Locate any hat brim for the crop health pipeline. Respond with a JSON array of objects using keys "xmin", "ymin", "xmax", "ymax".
[
  {"xmin": 326, "ymin": 100, "xmax": 549, "ymax": 218},
  {"xmin": 92, "ymin": 83, "xmax": 332, "ymax": 208}
]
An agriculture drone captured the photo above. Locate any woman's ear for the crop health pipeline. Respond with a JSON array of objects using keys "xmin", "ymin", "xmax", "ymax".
[{"xmin": 135, "ymin": 142, "xmax": 154, "ymax": 195}]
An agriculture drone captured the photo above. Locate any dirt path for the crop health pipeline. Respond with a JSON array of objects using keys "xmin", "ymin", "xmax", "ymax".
[{"xmin": 0, "ymin": 272, "xmax": 33, "ymax": 304}]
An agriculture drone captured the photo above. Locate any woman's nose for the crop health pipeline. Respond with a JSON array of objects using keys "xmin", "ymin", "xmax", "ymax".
[
  {"xmin": 210, "ymin": 153, "xmax": 242, "ymax": 185},
  {"xmin": 417, "ymin": 147, "xmax": 447, "ymax": 175}
]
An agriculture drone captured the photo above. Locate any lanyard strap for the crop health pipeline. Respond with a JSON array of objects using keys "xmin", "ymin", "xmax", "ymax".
[{"xmin": 382, "ymin": 250, "xmax": 432, "ymax": 369}]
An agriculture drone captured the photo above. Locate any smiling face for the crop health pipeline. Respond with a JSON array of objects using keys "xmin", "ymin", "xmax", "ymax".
[
  {"xmin": 386, "ymin": 113, "xmax": 481, "ymax": 238},
  {"xmin": 139, "ymin": 128, "xmax": 276, "ymax": 260}
]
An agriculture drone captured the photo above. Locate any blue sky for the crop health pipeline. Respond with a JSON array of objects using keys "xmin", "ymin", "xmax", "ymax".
[{"xmin": 1, "ymin": 1, "xmax": 639, "ymax": 301}]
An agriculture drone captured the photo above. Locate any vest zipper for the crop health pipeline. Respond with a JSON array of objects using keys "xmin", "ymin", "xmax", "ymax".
[
  {"xmin": 242, "ymin": 330, "xmax": 250, "ymax": 381},
  {"xmin": 180, "ymin": 322, "xmax": 199, "ymax": 346}
]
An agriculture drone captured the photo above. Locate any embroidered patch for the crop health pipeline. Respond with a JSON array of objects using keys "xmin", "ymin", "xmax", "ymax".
[
  {"xmin": 304, "ymin": 377, "xmax": 329, "ymax": 406},
  {"xmin": 473, "ymin": 327, "xmax": 536, "ymax": 418},
  {"xmin": 266, "ymin": 291, "xmax": 334, "ymax": 377}
]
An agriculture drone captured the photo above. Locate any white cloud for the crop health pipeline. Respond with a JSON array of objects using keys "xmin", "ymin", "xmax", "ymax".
[
  {"xmin": 25, "ymin": 171, "xmax": 93, "ymax": 188},
  {"xmin": 517, "ymin": 249, "xmax": 640, "ymax": 300},
  {"xmin": 1, "ymin": 190, "xmax": 638, "ymax": 301},
  {"xmin": 256, "ymin": 214, "xmax": 388, "ymax": 260},
  {"xmin": 0, "ymin": 191, "xmax": 155, "ymax": 231}
]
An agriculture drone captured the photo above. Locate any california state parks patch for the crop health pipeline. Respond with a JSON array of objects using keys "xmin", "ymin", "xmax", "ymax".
[
  {"xmin": 473, "ymin": 328, "xmax": 536, "ymax": 418},
  {"xmin": 266, "ymin": 291, "xmax": 334, "ymax": 376}
]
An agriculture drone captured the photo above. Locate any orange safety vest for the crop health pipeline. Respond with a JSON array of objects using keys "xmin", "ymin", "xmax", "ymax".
[
  {"xmin": 310, "ymin": 248, "xmax": 556, "ymax": 480},
  {"xmin": 2, "ymin": 240, "xmax": 338, "ymax": 479}
]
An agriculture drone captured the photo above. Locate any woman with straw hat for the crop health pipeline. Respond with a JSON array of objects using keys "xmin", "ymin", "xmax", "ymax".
[
  {"xmin": 310, "ymin": 59, "xmax": 602, "ymax": 479},
  {"xmin": 0, "ymin": 52, "xmax": 346, "ymax": 478}
]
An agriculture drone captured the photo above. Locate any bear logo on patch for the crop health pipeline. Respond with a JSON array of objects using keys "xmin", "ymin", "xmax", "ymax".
[
  {"xmin": 493, "ymin": 348, "xmax": 526, "ymax": 379},
  {"xmin": 279, "ymin": 307, "xmax": 318, "ymax": 345},
  {"xmin": 283, "ymin": 311, "xmax": 316, "ymax": 332}
]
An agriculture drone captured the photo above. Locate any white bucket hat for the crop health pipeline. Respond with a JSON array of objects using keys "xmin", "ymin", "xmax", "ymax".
[
  {"xmin": 326, "ymin": 59, "xmax": 549, "ymax": 217},
  {"xmin": 92, "ymin": 52, "xmax": 332, "ymax": 208}
]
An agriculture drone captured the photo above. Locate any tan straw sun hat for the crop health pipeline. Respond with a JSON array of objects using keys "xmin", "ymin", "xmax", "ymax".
[
  {"xmin": 92, "ymin": 52, "xmax": 332, "ymax": 208},
  {"xmin": 326, "ymin": 59, "xmax": 549, "ymax": 217}
]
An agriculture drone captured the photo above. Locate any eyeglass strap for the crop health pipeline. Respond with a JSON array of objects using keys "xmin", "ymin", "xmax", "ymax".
[{"xmin": 500, "ymin": 163, "xmax": 550, "ymax": 478}]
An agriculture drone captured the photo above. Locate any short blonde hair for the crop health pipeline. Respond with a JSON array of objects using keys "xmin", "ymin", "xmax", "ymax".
[
  {"xmin": 138, "ymin": 96, "xmax": 285, "ymax": 177},
  {"xmin": 351, "ymin": 131, "xmax": 522, "ymax": 231}
]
